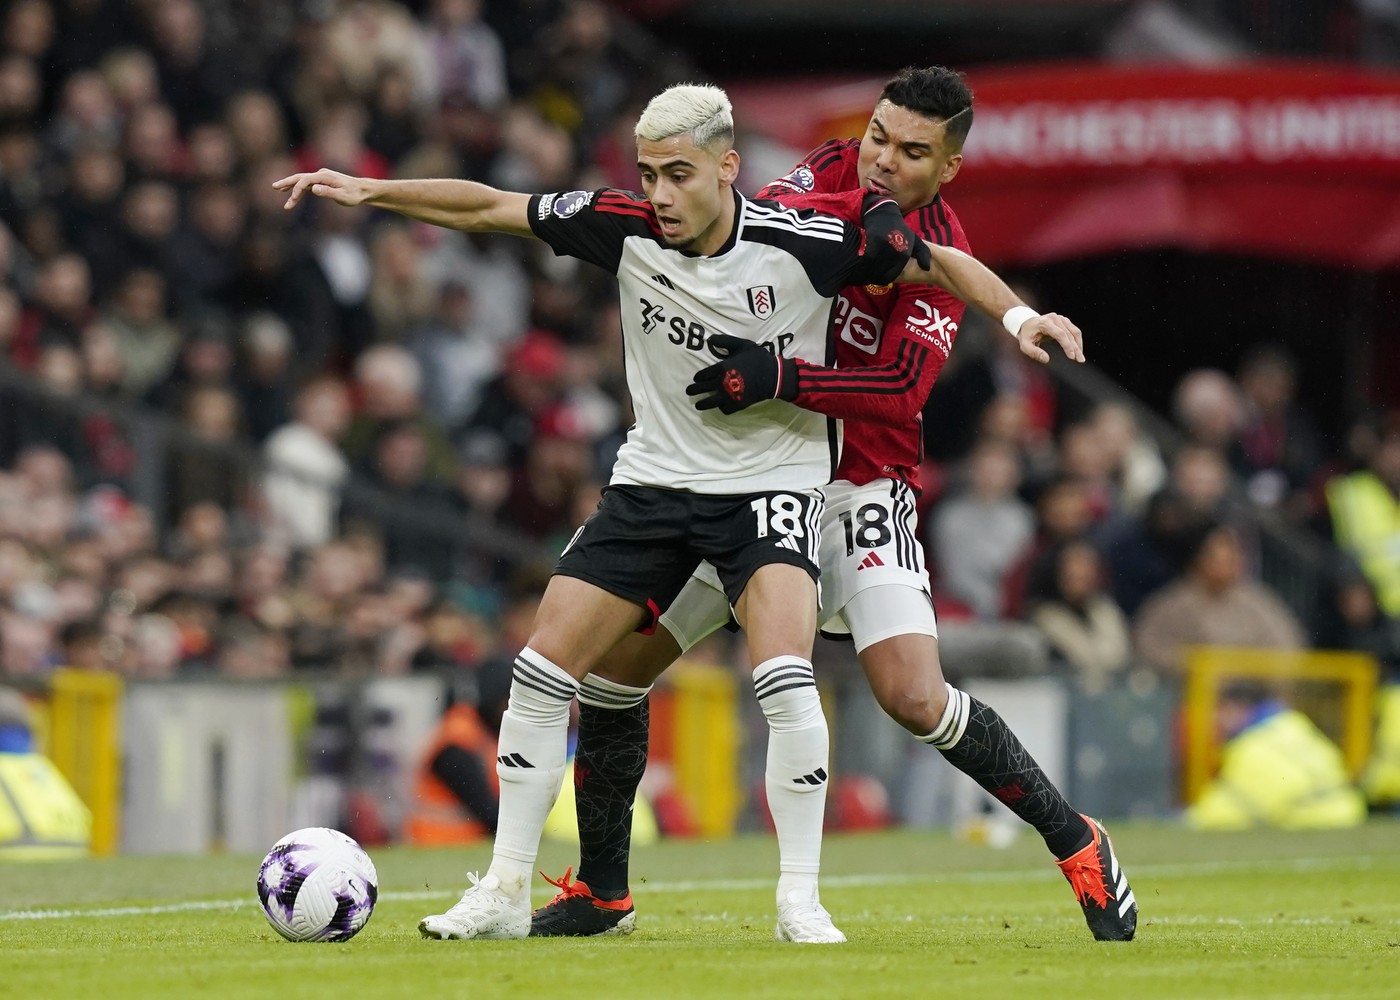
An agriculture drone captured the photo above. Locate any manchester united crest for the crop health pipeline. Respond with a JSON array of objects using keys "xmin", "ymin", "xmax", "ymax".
[{"xmin": 723, "ymin": 369, "xmax": 745, "ymax": 399}]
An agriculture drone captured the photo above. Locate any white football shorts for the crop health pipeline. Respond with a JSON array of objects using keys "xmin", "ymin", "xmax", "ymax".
[{"xmin": 658, "ymin": 479, "xmax": 937, "ymax": 655}]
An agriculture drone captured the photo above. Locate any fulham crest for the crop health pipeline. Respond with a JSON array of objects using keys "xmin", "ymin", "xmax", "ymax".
[{"xmin": 746, "ymin": 285, "xmax": 776, "ymax": 319}]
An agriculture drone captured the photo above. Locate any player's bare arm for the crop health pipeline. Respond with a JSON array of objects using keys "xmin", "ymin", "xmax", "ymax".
[
  {"xmin": 899, "ymin": 242, "xmax": 1085, "ymax": 365},
  {"xmin": 272, "ymin": 169, "xmax": 536, "ymax": 239}
]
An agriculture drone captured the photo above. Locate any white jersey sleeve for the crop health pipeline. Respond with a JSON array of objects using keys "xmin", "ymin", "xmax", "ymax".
[{"xmin": 527, "ymin": 188, "xmax": 656, "ymax": 273}]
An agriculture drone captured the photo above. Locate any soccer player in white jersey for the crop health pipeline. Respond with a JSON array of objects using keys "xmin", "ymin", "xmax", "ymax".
[
  {"xmin": 533, "ymin": 67, "xmax": 1136, "ymax": 945},
  {"xmin": 274, "ymin": 83, "xmax": 1036, "ymax": 943}
]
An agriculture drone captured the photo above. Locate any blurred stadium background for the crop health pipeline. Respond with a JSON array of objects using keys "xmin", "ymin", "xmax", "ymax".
[{"xmin": 2, "ymin": 0, "xmax": 1399, "ymax": 858}]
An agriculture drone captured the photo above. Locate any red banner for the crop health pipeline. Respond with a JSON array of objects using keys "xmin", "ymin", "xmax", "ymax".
[{"xmin": 730, "ymin": 62, "xmax": 1400, "ymax": 268}]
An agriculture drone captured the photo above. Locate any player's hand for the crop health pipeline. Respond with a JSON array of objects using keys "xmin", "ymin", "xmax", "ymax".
[
  {"xmin": 1014, "ymin": 311, "xmax": 1086, "ymax": 365},
  {"xmin": 272, "ymin": 168, "xmax": 375, "ymax": 211},
  {"xmin": 686, "ymin": 334, "xmax": 798, "ymax": 414},
  {"xmin": 860, "ymin": 190, "xmax": 932, "ymax": 273}
]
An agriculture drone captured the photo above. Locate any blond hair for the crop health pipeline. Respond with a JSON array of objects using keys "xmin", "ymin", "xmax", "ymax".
[{"xmin": 634, "ymin": 83, "xmax": 734, "ymax": 152}]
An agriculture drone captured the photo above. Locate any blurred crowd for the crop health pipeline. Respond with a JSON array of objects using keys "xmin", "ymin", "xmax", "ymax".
[
  {"xmin": 2, "ymin": 0, "xmax": 1399, "ymax": 701},
  {"xmin": 0, "ymin": 0, "xmax": 691, "ymax": 681},
  {"xmin": 921, "ymin": 329, "xmax": 1400, "ymax": 689}
]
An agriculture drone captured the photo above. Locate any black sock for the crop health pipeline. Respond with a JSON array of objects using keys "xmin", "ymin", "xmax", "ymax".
[
  {"xmin": 934, "ymin": 694, "xmax": 1091, "ymax": 861},
  {"xmin": 574, "ymin": 697, "xmax": 649, "ymax": 897}
]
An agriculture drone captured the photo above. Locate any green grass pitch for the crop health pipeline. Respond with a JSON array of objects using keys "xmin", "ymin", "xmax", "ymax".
[{"xmin": 3, "ymin": 820, "xmax": 1398, "ymax": 1000}]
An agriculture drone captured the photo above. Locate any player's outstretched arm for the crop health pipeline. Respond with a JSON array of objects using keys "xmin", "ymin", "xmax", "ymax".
[
  {"xmin": 272, "ymin": 169, "xmax": 535, "ymax": 238},
  {"xmin": 897, "ymin": 243, "xmax": 1085, "ymax": 365}
]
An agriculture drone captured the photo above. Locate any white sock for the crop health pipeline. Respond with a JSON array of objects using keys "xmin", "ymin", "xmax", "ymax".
[
  {"xmin": 918, "ymin": 683, "xmax": 971, "ymax": 750},
  {"xmin": 753, "ymin": 656, "xmax": 827, "ymax": 902},
  {"xmin": 578, "ymin": 674, "xmax": 652, "ymax": 709},
  {"xmin": 488, "ymin": 647, "xmax": 579, "ymax": 897}
]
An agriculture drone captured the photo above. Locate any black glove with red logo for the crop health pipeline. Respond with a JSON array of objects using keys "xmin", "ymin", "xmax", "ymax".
[
  {"xmin": 686, "ymin": 333, "xmax": 798, "ymax": 415},
  {"xmin": 860, "ymin": 189, "xmax": 931, "ymax": 280}
]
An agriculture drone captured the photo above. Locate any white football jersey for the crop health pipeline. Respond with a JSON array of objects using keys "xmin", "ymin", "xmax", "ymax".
[{"xmin": 529, "ymin": 187, "xmax": 896, "ymax": 494}]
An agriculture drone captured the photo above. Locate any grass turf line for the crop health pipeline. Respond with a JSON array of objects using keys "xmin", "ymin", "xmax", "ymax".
[{"xmin": 3, "ymin": 821, "xmax": 1398, "ymax": 1000}]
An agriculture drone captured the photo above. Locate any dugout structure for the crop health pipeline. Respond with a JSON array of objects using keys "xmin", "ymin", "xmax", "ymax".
[{"xmin": 1182, "ymin": 646, "xmax": 1379, "ymax": 805}]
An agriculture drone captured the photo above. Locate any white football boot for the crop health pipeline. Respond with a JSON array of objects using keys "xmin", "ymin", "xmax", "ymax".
[
  {"xmin": 774, "ymin": 887, "xmax": 847, "ymax": 944},
  {"xmin": 419, "ymin": 871, "xmax": 530, "ymax": 940}
]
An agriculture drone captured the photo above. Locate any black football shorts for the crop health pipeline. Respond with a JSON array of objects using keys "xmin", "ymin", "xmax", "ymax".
[{"xmin": 554, "ymin": 484, "xmax": 823, "ymax": 628}]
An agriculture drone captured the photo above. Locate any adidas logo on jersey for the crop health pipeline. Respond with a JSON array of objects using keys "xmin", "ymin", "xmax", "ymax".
[
  {"xmin": 649, "ymin": 273, "xmax": 676, "ymax": 289},
  {"xmin": 857, "ymin": 552, "xmax": 885, "ymax": 571},
  {"xmin": 497, "ymin": 753, "xmax": 535, "ymax": 768}
]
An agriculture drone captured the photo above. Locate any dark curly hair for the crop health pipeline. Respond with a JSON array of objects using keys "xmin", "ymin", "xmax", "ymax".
[{"xmin": 879, "ymin": 66, "xmax": 975, "ymax": 151}]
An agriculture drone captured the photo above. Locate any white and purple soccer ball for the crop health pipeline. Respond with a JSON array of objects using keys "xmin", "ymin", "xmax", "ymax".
[{"xmin": 256, "ymin": 827, "xmax": 378, "ymax": 942}]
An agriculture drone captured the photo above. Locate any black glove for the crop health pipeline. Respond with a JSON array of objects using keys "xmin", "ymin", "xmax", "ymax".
[
  {"xmin": 686, "ymin": 334, "xmax": 798, "ymax": 415},
  {"xmin": 860, "ymin": 189, "xmax": 931, "ymax": 279}
]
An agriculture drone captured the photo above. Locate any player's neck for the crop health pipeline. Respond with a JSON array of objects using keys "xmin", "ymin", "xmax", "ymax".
[{"xmin": 908, "ymin": 188, "xmax": 942, "ymax": 214}]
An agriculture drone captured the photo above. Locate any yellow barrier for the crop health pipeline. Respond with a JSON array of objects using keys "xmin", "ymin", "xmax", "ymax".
[
  {"xmin": 44, "ymin": 669, "xmax": 124, "ymax": 855},
  {"xmin": 668, "ymin": 662, "xmax": 741, "ymax": 837},
  {"xmin": 1182, "ymin": 647, "xmax": 1379, "ymax": 804}
]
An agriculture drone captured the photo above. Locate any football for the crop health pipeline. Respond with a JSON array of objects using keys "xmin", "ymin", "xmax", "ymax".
[{"xmin": 256, "ymin": 827, "xmax": 379, "ymax": 942}]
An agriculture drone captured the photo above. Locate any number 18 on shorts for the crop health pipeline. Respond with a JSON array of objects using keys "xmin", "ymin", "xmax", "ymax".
[{"xmin": 818, "ymin": 479, "xmax": 931, "ymax": 635}]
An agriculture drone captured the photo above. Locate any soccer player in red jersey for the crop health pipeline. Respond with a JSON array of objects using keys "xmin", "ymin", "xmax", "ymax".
[{"xmin": 533, "ymin": 67, "xmax": 1138, "ymax": 944}]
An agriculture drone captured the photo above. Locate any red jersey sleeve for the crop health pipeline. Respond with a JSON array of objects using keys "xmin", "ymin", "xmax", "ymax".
[
  {"xmin": 765, "ymin": 179, "xmax": 971, "ymax": 428},
  {"xmin": 766, "ymin": 189, "xmax": 865, "ymax": 223},
  {"xmin": 793, "ymin": 284, "xmax": 966, "ymax": 427},
  {"xmin": 755, "ymin": 139, "xmax": 860, "ymax": 199}
]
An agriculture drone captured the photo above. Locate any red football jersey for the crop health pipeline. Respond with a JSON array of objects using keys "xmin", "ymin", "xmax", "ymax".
[{"xmin": 757, "ymin": 138, "xmax": 971, "ymax": 494}]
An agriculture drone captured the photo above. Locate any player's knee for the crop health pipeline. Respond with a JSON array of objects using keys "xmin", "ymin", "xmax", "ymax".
[
  {"xmin": 866, "ymin": 656, "xmax": 949, "ymax": 732},
  {"xmin": 861, "ymin": 636, "xmax": 948, "ymax": 732},
  {"xmin": 878, "ymin": 683, "xmax": 949, "ymax": 734},
  {"xmin": 592, "ymin": 632, "xmax": 678, "ymax": 688},
  {"xmin": 521, "ymin": 631, "xmax": 576, "ymax": 676}
]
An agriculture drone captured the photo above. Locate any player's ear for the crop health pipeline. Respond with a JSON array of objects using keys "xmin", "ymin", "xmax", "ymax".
[
  {"xmin": 718, "ymin": 148, "xmax": 740, "ymax": 186},
  {"xmin": 940, "ymin": 153, "xmax": 963, "ymax": 185}
]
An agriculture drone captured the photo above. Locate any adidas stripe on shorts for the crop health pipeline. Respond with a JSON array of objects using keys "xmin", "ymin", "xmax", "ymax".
[
  {"xmin": 555, "ymin": 484, "xmax": 823, "ymax": 627},
  {"xmin": 660, "ymin": 479, "xmax": 936, "ymax": 653}
]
